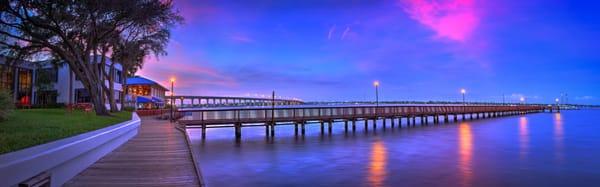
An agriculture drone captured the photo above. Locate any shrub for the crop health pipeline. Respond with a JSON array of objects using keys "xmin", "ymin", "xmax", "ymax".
[
  {"xmin": 122, "ymin": 106, "xmax": 136, "ymax": 112},
  {"xmin": 0, "ymin": 89, "xmax": 14, "ymax": 121}
]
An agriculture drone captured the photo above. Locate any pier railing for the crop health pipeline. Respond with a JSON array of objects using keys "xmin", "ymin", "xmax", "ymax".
[{"xmin": 179, "ymin": 105, "xmax": 548, "ymax": 126}]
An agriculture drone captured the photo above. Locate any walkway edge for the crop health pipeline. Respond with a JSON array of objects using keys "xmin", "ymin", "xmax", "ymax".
[
  {"xmin": 176, "ymin": 122, "xmax": 206, "ymax": 187},
  {"xmin": 0, "ymin": 113, "xmax": 140, "ymax": 187}
]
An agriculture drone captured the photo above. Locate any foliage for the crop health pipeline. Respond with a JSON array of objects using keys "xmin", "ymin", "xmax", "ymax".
[
  {"xmin": 0, "ymin": 109, "xmax": 131, "ymax": 154},
  {"xmin": 0, "ymin": 89, "xmax": 13, "ymax": 121}
]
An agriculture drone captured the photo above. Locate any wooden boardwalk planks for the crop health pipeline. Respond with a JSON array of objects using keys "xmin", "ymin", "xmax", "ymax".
[{"xmin": 65, "ymin": 117, "xmax": 201, "ymax": 187}]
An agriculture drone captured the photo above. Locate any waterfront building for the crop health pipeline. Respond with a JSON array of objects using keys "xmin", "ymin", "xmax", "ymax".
[
  {"xmin": 0, "ymin": 56, "xmax": 124, "ymax": 109},
  {"xmin": 124, "ymin": 76, "xmax": 168, "ymax": 109}
]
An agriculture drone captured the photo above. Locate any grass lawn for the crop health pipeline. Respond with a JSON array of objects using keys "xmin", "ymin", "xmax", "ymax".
[{"xmin": 0, "ymin": 109, "xmax": 131, "ymax": 154}]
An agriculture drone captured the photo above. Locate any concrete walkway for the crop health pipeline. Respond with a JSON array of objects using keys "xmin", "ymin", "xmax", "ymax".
[{"xmin": 66, "ymin": 117, "xmax": 201, "ymax": 187}]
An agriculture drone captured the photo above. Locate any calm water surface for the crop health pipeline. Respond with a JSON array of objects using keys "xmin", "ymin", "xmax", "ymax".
[{"xmin": 187, "ymin": 110, "xmax": 600, "ymax": 187}]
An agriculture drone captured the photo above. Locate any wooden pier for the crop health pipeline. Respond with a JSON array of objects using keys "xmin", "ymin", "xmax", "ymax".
[
  {"xmin": 66, "ymin": 117, "xmax": 202, "ymax": 186},
  {"xmin": 178, "ymin": 105, "xmax": 555, "ymax": 139}
]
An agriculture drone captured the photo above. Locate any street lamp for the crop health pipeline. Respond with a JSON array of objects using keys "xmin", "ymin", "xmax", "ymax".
[
  {"xmin": 460, "ymin": 88, "xmax": 466, "ymax": 106},
  {"xmin": 520, "ymin": 97, "xmax": 525, "ymax": 105},
  {"xmin": 170, "ymin": 77, "xmax": 175, "ymax": 122},
  {"xmin": 555, "ymin": 98, "xmax": 559, "ymax": 106},
  {"xmin": 373, "ymin": 81, "xmax": 380, "ymax": 107}
]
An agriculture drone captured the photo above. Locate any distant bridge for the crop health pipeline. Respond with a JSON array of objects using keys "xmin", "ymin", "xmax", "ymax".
[
  {"xmin": 178, "ymin": 104, "xmax": 559, "ymax": 139},
  {"xmin": 168, "ymin": 95, "xmax": 304, "ymax": 108}
]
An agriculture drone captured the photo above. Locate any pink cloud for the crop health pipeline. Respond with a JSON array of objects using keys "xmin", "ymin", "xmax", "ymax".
[
  {"xmin": 136, "ymin": 44, "xmax": 237, "ymax": 95},
  {"xmin": 401, "ymin": 0, "xmax": 479, "ymax": 42}
]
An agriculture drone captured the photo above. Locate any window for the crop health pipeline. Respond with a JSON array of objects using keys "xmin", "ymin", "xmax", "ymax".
[
  {"xmin": 114, "ymin": 70, "xmax": 122, "ymax": 84},
  {"xmin": 128, "ymin": 85, "xmax": 150, "ymax": 96},
  {"xmin": 17, "ymin": 68, "xmax": 32, "ymax": 105},
  {"xmin": 75, "ymin": 88, "xmax": 91, "ymax": 103},
  {"xmin": 0, "ymin": 65, "xmax": 14, "ymax": 91},
  {"xmin": 115, "ymin": 90, "xmax": 122, "ymax": 103},
  {"xmin": 36, "ymin": 90, "xmax": 58, "ymax": 106},
  {"xmin": 36, "ymin": 68, "xmax": 58, "ymax": 83}
]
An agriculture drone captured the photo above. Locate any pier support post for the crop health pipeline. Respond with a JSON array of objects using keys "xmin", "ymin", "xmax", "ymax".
[
  {"xmin": 412, "ymin": 117, "xmax": 416, "ymax": 126},
  {"xmin": 294, "ymin": 122, "xmax": 299, "ymax": 135},
  {"xmin": 270, "ymin": 122, "xmax": 275, "ymax": 137},
  {"xmin": 391, "ymin": 117, "xmax": 395, "ymax": 128},
  {"xmin": 265, "ymin": 123, "xmax": 269, "ymax": 136},
  {"xmin": 235, "ymin": 123, "xmax": 242, "ymax": 139},
  {"xmin": 383, "ymin": 118, "xmax": 387, "ymax": 129},
  {"xmin": 364, "ymin": 119, "xmax": 368, "ymax": 131},
  {"xmin": 202, "ymin": 124, "xmax": 206, "ymax": 139},
  {"xmin": 328, "ymin": 121, "xmax": 333, "ymax": 134},
  {"xmin": 372, "ymin": 119, "xmax": 377, "ymax": 130},
  {"xmin": 320, "ymin": 121, "xmax": 325, "ymax": 134},
  {"xmin": 444, "ymin": 115, "xmax": 449, "ymax": 123},
  {"xmin": 344, "ymin": 120, "xmax": 349, "ymax": 132},
  {"xmin": 352, "ymin": 120, "xmax": 356, "ymax": 132},
  {"xmin": 301, "ymin": 122, "xmax": 306, "ymax": 135}
]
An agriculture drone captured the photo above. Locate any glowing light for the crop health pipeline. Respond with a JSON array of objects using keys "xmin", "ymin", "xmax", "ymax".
[
  {"xmin": 373, "ymin": 81, "xmax": 380, "ymax": 87},
  {"xmin": 461, "ymin": 88, "xmax": 466, "ymax": 94},
  {"xmin": 555, "ymin": 98, "xmax": 559, "ymax": 102},
  {"xmin": 520, "ymin": 97, "xmax": 525, "ymax": 102},
  {"xmin": 170, "ymin": 77, "xmax": 176, "ymax": 83}
]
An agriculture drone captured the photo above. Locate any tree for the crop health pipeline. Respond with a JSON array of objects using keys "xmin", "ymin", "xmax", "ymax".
[
  {"xmin": 111, "ymin": 26, "xmax": 171, "ymax": 109},
  {"xmin": 0, "ymin": 88, "xmax": 13, "ymax": 121},
  {"xmin": 0, "ymin": 0, "xmax": 181, "ymax": 115}
]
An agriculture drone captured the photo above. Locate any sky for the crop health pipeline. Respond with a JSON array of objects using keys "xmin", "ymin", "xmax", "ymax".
[{"xmin": 137, "ymin": 0, "xmax": 600, "ymax": 104}]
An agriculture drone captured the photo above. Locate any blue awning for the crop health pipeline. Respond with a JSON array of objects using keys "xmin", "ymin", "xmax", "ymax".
[
  {"xmin": 136, "ymin": 96, "xmax": 153, "ymax": 103},
  {"xmin": 152, "ymin": 97, "xmax": 164, "ymax": 103}
]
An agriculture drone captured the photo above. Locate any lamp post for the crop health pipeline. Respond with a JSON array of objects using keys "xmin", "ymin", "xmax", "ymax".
[
  {"xmin": 460, "ymin": 89, "xmax": 466, "ymax": 106},
  {"xmin": 373, "ymin": 81, "xmax": 380, "ymax": 107},
  {"xmin": 170, "ymin": 77, "xmax": 175, "ymax": 122}
]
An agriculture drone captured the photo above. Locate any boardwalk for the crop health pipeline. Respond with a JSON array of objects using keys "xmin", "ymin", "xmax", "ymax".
[
  {"xmin": 66, "ymin": 117, "xmax": 201, "ymax": 187},
  {"xmin": 179, "ymin": 104, "xmax": 554, "ymax": 138}
]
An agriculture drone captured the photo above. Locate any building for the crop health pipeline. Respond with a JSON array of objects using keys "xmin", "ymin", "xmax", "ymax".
[
  {"xmin": 124, "ymin": 76, "xmax": 168, "ymax": 109},
  {"xmin": 0, "ymin": 57, "xmax": 124, "ymax": 109}
]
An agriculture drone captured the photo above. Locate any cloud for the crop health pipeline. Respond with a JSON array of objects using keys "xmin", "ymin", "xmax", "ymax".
[
  {"xmin": 575, "ymin": 96, "xmax": 594, "ymax": 100},
  {"xmin": 230, "ymin": 34, "xmax": 255, "ymax": 43},
  {"xmin": 401, "ymin": 0, "xmax": 479, "ymax": 42},
  {"xmin": 328, "ymin": 25, "xmax": 336, "ymax": 40},
  {"xmin": 341, "ymin": 26, "xmax": 351, "ymax": 40}
]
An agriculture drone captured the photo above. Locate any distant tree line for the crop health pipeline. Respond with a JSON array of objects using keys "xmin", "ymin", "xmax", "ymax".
[{"xmin": 0, "ymin": 0, "xmax": 182, "ymax": 115}]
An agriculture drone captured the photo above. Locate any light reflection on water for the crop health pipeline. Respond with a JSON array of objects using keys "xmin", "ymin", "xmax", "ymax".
[
  {"xmin": 554, "ymin": 113, "xmax": 564, "ymax": 163},
  {"xmin": 367, "ymin": 140, "xmax": 387, "ymax": 187},
  {"xmin": 458, "ymin": 122, "xmax": 472, "ymax": 187},
  {"xmin": 188, "ymin": 110, "xmax": 600, "ymax": 187},
  {"xmin": 519, "ymin": 116, "xmax": 529, "ymax": 160}
]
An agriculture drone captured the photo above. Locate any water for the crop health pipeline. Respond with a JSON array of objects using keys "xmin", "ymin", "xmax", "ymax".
[{"xmin": 187, "ymin": 110, "xmax": 600, "ymax": 187}]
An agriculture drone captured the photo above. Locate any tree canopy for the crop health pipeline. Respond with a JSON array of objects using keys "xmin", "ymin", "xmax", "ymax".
[{"xmin": 0, "ymin": 0, "xmax": 182, "ymax": 115}]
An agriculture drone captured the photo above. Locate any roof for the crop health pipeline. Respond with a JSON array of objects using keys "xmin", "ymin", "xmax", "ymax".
[{"xmin": 126, "ymin": 76, "xmax": 169, "ymax": 91}]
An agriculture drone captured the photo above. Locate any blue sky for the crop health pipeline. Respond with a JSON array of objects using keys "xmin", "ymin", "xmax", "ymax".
[{"xmin": 138, "ymin": 0, "xmax": 600, "ymax": 104}]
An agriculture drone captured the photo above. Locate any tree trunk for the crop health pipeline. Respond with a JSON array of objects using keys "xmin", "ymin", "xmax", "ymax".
[
  {"xmin": 120, "ymin": 71, "xmax": 128, "ymax": 108},
  {"xmin": 87, "ymin": 79, "xmax": 109, "ymax": 116}
]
